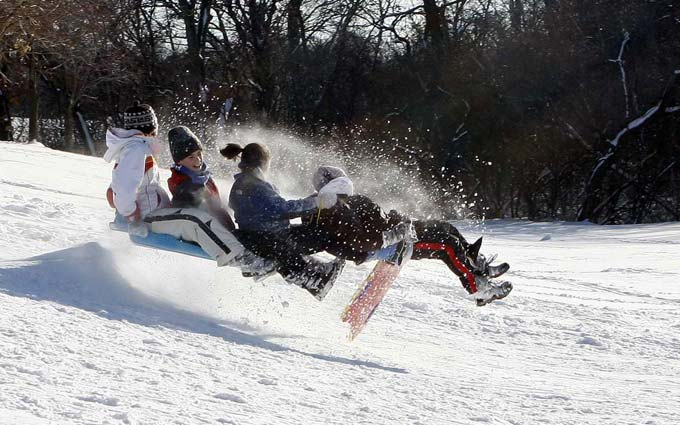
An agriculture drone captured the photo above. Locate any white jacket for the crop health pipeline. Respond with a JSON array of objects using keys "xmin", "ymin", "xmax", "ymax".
[{"xmin": 104, "ymin": 128, "xmax": 169, "ymax": 217}]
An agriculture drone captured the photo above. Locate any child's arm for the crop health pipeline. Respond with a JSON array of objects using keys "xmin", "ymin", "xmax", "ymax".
[
  {"xmin": 250, "ymin": 184, "xmax": 318, "ymax": 219},
  {"xmin": 110, "ymin": 144, "xmax": 147, "ymax": 219}
]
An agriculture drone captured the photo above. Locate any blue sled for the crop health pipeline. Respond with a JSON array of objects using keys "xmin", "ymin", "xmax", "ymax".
[
  {"xmin": 129, "ymin": 232, "xmax": 212, "ymax": 260},
  {"xmin": 110, "ymin": 220, "xmax": 212, "ymax": 260}
]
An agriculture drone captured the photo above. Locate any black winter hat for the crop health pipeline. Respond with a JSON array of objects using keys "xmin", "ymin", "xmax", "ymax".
[
  {"xmin": 124, "ymin": 100, "xmax": 158, "ymax": 134},
  {"xmin": 168, "ymin": 126, "xmax": 203, "ymax": 163}
]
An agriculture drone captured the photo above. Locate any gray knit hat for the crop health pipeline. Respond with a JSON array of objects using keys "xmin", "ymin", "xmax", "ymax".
[
  {"xmin": 124, "ymin": 100, "xmax": 158, "ymax": 134},
  {"xmin": 168, "ymin": 126, "xmax": 203, "ymax": 163}
]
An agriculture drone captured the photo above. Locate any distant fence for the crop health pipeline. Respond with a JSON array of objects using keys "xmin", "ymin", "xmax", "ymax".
[{"xmin": 11, "ymin": 117, "xmax": 108, "ymax": 156}]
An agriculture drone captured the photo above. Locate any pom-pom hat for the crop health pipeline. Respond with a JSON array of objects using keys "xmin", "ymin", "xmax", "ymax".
[{"xmin": 124, "ymin": 100, "xmax": 158, "ymax": 134}]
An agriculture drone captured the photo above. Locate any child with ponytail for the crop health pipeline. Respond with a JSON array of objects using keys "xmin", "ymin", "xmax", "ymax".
[{"xmin": 221, "ymin": 142, "xmax": 344, "ymax": 300}]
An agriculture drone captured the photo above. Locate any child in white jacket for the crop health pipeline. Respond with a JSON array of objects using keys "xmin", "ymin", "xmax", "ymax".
[
  {"xmin": 104, "ymin": 102, "xmax": 275, "ymax": 282},
  {"xmin": 104, "ymin": 101, "xmax": 170, "ymax": 223}
]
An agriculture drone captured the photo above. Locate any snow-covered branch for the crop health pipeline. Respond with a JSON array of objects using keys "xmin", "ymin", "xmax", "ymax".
[
  {"xmin": 606, "ymin": 85, "xmax": 680, "ymax": 147},
  {"xmin": 608, "ymin": 102, "xmax": 660, "ymax": 147},
  {"xmin": 608, "ymin": 31, "xmax": 631, "ymax": 118}
]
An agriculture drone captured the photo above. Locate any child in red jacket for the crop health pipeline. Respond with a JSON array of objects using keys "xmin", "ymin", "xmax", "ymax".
[
  {"xmin": 166, "ymin": 126, "xmax": 235, "ymax": 230},
  {"xmin": 167, "ymin": 127, "xmax": 340, "ymax": 300}
]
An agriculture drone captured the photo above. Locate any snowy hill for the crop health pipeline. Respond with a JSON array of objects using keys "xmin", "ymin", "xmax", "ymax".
[{"xmin": 1, "ymin": 141, "xmax": 679, "ymax": 425}]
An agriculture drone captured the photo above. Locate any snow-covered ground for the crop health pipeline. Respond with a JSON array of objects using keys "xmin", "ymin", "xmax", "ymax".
[{"xmin": 1, "ymin": 141, "xmax": 679, "ymax": 425}]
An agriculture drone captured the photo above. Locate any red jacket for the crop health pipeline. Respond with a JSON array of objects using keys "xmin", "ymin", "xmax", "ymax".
[
  {"xmin": 167, "ymin": 168, "xmax": 235, "ymax": 230},
  {"xmin": 167, "ymin": 168, "xmax": 220, "ymax": 201}
]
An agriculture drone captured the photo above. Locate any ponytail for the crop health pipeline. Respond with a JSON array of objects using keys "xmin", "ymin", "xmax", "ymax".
[
  {"xmin": 220, "ymin": 143, "xmax": 244, "ymax": 160},
  {"xmin": 220, "ymin": 142, "xmax": 271, "ymax": 170}
]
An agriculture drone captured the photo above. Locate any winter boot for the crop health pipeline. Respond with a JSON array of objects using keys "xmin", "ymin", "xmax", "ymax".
[
  {"xmin": 474, "ymin": 253, "xmax": 510, "ymax": 279},
  {"xmin": 466, "ymin": 237, "xmax": 483, "ymax": 264},
  {"xmin": 233, "ymin": 251, "xmax": 277, "ymax": 281},
  {"xmin": 466, "ymin": 238, "xmax": 509, "ymax": 279},
  {"xmin": 303, "ymin": 258, "xmax": 346, "ymax": 301},
  {"xmin": 473, "ymin": 275, "xmax": 513, "ymax": 306},
  {"xmin": 385, "ymin": 239, "xmax": 414, "ymax": 266}
]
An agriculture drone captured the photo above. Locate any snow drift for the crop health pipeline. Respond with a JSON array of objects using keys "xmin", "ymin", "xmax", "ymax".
[{"xmin": 1, "ymin": 141, "xmax": 679, "ymax": 424}]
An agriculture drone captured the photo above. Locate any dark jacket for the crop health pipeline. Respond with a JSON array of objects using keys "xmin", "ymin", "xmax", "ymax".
[
  {"xmin": 301, "ymin": 194, "xmax": 405, "ymax": 257},
  {"xmin": 168, "ymin": 165, "xmax": 217, "ymax": 207},
  {"xmin": 168, "ymin": 164, "xmax": 235, "ymax": 230},
  {"xmin": 229, "ymin": 168, "xmax": 317, "ymax": 232}
]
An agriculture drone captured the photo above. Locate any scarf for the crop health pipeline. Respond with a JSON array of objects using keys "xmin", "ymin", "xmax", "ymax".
[{"xmin": 172, "ymin": 162, "xmax": 212, "ymax": 186}]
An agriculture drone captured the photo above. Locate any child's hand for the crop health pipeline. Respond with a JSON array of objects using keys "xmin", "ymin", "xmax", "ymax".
[{"xmin": 125, "ymin": 206, "xmax": 142, "ymax": 222}]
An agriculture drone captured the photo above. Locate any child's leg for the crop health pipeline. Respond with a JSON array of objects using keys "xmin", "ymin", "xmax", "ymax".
[
  {"xmin": 411, "ymin": 220, "xmax": 510, "ymax": 294},
  {"xmin": 145, "ymin": 207, "xmax": 246, "ymax": 265},
  {"xmin": 411, "ymin": 220, "xmax": 478, "ymax": 293},
  {"xmin": 234, "ymin": 230, "xmax": 310, "ymax": 278},
  {"xmin": 234, "ymin": 228, "xmax": 343, "ymax": 295},
  {"xmin": 288, "ymin": 225, "xmax": 377, "ymax": 263},
  {"xmin": 144, "ymin": 207, "xmax": 273, "ymax": 274}
]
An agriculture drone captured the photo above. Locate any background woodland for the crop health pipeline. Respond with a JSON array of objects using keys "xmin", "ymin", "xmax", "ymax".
[{"xmin": 1, "ymin": 0, "xmax": 679, "ymax": 223}]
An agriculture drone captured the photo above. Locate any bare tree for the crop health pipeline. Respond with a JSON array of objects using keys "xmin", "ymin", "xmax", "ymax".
[
  {"xmin": 214, "ymin": 0, "xmax": 283, "ymax": 119},
  {"xmin": 577, "ymin": 74, "xmax": 680, "ymax": 223},
  {"xmin": 43, "ymin": 1, "xmax": 135, "ymax": 151},
  {"xmin": 158, "ymin": 0, "xmax": 214, "ymax": 96}
]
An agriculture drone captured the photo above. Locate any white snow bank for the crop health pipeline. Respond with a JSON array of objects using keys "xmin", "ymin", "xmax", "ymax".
[{"xmin": 1, "ymin": 141, "xmax": 679, "ymax": 424}]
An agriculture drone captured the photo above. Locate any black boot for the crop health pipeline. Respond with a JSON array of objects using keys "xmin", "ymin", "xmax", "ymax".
[
  {"xmin": 474, "ymin": 276, "xmax": 513, "ymax": 306},
  {"xmin": 304, "ymin": 258, "xmax": 346, "ymax": 301},
  {"xmin": 474, "ymin": 253, "xmax": 510, "ymax": 278},
  {"xmin": 466, "ymin": 237, "xmax": 483, "ymax": 264},
  {"xmin": 283, "ymin": 258, "xmax": 346, "ymax": 301},
  {"xmin": 381, "ymin": 221, "xmax": 418, "ymax": 247},
  {"xmin": 487, "ymin": 262, "xmax": 510, "ymax": 278},
  {"xmin": 466, "ymin": 237, "xmax": 509, "ymax": 279}
]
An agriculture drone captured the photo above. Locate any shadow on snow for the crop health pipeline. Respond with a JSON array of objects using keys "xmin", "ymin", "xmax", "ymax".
[{"xmin": 0, "ymin": 242, "xmax": 406, "ymax": 374}]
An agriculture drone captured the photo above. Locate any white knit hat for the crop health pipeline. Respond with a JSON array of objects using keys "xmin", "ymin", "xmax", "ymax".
[{"xmin": 312, "ymin": 166, "xmax": 348, "ymax": 191}]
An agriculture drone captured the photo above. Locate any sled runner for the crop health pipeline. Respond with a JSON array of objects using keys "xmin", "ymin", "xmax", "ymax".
[
  {"xmin": 109, "ymin": 220, "xmax": 212, "ymax": 260},
  {"xmin": 341, "ymin": 242, "xmax": 413, "ymax": 340}
]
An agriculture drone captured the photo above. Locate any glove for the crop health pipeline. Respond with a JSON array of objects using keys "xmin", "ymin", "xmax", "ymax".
[
  {"xmin": 124, "ymin": 204, "xmax": 142, "ymax": 223},
  {"xmin": 317, "ymin": 192, "xmax": 338, "ymax": 209}
]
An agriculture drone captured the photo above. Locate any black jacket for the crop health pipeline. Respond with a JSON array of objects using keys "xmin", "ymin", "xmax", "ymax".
[{"xmin": 300, "ymin": 194, "xmax": 405, "ymax": 260}]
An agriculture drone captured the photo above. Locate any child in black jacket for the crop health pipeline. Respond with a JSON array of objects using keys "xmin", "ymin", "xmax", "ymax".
[{"xmin": 297, "ymin": 166, "xmax": 512, "ymax": 306}]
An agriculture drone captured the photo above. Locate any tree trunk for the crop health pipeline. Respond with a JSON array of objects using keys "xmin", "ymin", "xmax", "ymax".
[
  {"xmin": 64, "ymin": 99, "xmax": 76, "ymax": 152},
  {"xmin": 28, "ymin": 56, "xmax": 39, "ymax": 142},
  {"xmin": 423, "ymin": 0, "xmax": 446, "ymax": 53},
  {"xmin": 285, "ymin": 0, "xmax": 304, "ymax": 123},
  {"xmin": 0, "ymin": 87, "xmax": 11, "ymax": 141},
  {"xmin": 286, "ymin": 0, "xmax": 303, "ymax": 51},
  {"xmin": 509, "ymin": 0, "xmax": 523, "ymax": 32},
  {"xmin": 0, "ymin": 60, "xmax": 11, "ymax": 140},
  {"xmin": 178, "ymin": 0, "xmax": 212, "ymax": 97}
]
